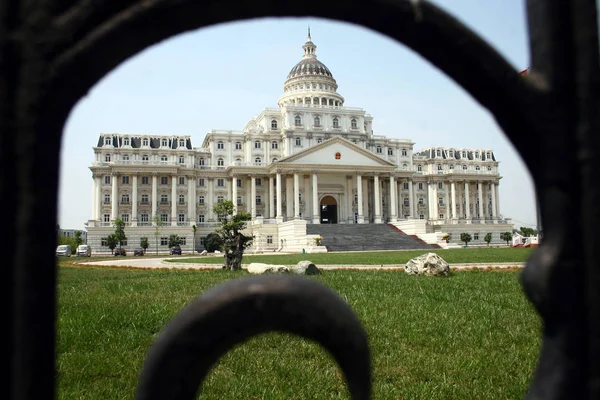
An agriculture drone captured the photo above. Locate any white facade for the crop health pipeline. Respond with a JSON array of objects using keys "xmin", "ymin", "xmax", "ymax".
[{"xmin": 87, "ymin": 33, "xmax": 512, "ymax": 253}]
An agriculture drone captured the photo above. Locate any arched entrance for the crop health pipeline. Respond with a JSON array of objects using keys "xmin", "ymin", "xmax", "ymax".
[{"xmin": 320, "ymin": 195, "xmax": 338, "ymax": 224}]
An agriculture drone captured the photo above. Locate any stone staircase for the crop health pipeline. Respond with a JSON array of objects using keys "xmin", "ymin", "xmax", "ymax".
[{"xmin": 306, "ymin": 224, "xmax": 437, "ymax": 252}]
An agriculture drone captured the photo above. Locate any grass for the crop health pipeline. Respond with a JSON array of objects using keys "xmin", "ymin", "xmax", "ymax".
[
  {"xmin": 57, "ymin": 266, "xmax": 540, "ymax": 399},
  {"xmin": 167, "ymin": 247, "xmax": 534, "ymax": 266}
]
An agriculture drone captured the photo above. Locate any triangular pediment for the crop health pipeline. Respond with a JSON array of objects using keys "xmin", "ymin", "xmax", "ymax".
[{"xmin": 276, "ymin": 137, "xmax": 395, "ymax": 167}]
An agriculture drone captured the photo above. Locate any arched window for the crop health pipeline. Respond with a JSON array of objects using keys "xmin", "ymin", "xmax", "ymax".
[
  {"xmin": 254, "ymin": 157, "xmax": 262, "ymax": 164},
  {"xmin": 295, "ymin": 137, "xmax": 302, "ymax": 146},
  {"xmin": 332, "ymin": 117, "xmax": 339, "ymax": 128},
  {"xmin": 402, "ymin": 163, "xmax": 408, "ymax": 170},
  {"xmin": 317, "ymin": 138, "xmax": 323, "ymax": 144},
  {"xmin": 142, "ymin": 154, "xmax": 149, "ymax": 161},
  {"xmin": 294, "ymin": 115, "xmax": 302, "ymax": 126},
  {"xmin": 351, "ymin": 119, "xmax": 357, "ymax": 129},
  {"xmin": 272, "ymin": 158, "xmax": 278, "ymax": 163},
  {"xmin": 463, "ymin": 165, "xmax": 468, "ymax": 170},
  {"xmin": 475, "ymin": 165, "xmax": 481, "ymax": 170},
  {"xmin": 105, "ymin": 154, "xmax": 111, "ymax": 162},
  {"xmin": 235, "ymin": 158, "xmax": 242, "ymax": 165},
  {"xmin": 271, "ymin": 120, "xmax": 278, "ymax": 129},
  {"xmin": 161, "ymin": 139, "xmax": 168, "ymax": 147},
  {"xmin": 179, "ymin": 155, "xmax": 185, "ymax": 164},
  {"xmin": 161, "ymin": 155, "xmax": 168, "ymax": 162},
  {"xmin": 314, "ymin": 116, "xmax": 321, "ymax": 127},
  {"xmin": 217, "ymin": 141, "xmax": 224, "ymax": 149},
  {"xmin": 104, "ymin": 137, "xmax": 111, "ymax": 146},
  {"xmin": 217, "ymin": 158, "xmax": 224, "ymax": 166}
]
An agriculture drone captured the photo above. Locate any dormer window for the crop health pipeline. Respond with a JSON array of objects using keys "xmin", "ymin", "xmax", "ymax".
[
  {"xmin": 475, "ymin": 152, "xmax": 480, "ymax": 159},
  {"xmin": 235, "ymin": 142, "xmax": 242, "ymax": 150},
  {"xmin": 254, "ymin": 140, "xmax": 261, "ymax": 149},
  {"xmin": 217, "ymin": 141, "xmax": 224, "ymax": 150},
  {"xmin": 351, "ymin": 119, "xmax": 357, "ymax": 129},
  {"xmin": 462, "ymin": 151, "xmax": 467, "ymax": 158},
  {"xmin": 449, "ymin": 150, "xmax": 454, "ymax": 157},
  {"xmin": 436, "ymin": 150, "xmax": 441, "ymax": 157},
  {"xmin": 487, "ymin": 152, "xmax": 491, "ymax": 159},
  {"xmin": 271, "ymin": 120, "xmax": 278, "ymax": 130},
  {"xmin": 294, "ymin": 115, "xmax": 302, "ymax": 126},
  {"xmin": 179, "ymin": 156, "xmax": 185, "ymax": 164},
  {"xmin": 123, "ymin": 138, "xmax": 130, "ymax": 146},
  {"xmin": 142, "ymin": 138, "xmax": 149, "ymax": 147},
  {"xmin": 295, "ymin": 137, "xmax": 302, "ymax": 146},
  {"xmin": 104, "ymin": 137, "xmax": 111, "ymax": 146},
  {"xmin": 179, "ymin": 139, "xmax": 185, "ymax": 147},
  {"xmin": 271, "ymin": 141, "xmax": 278, "ymax": 149},
  {"xmin": 161, "ymin": 139, "xmax": 168, "ymax": 147},
  {"xmin": 314, "ymin": 116, "xmax": 321, "ymax": 127},
  {"xmin": 105, "ymin": 154, "xmax": 111, "ymax": 162}
]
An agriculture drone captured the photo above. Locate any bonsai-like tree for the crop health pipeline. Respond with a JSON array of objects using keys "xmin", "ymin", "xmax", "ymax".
[
  {"xmin": 502, "ymin": 231, "xmax": 513, "ymax": 246},
  {"xmin": 213, "ymin": 200, "xmax": 252, "ymax": 270},
  {"xmin": 460, "ymin": 232, "xmax": 472, "ymax": 247},
  {"xmin": 106, "ymin": 234, "xmax": 119, "ymax": 254},
  {"xmin": 192, "ymin": 224, "xmax": 197, "ymax": 253},
  {"xmin": 205, "ymin": 233, "xmax": 223, "ymax": 252},
  {"xmin": 114, "ymin": 218, "xmax": 127, "ymax": 251},
  {"xmin": 168, "ymin": 234, "xmax": 181, "ymax": 248},
  {"xmin": 484, "ymin": 233, "xmax": 492, "ymax": 246},
  {"xmin": 140, "ymin": 237, "xmax": 149, "ymax": 253}
]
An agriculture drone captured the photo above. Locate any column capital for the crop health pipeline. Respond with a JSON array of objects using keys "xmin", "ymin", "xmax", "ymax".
[
  {"xmin": 186, "ymin": 174, "xmax": 195, "ymax": 180},
  {"xmin": 151, "ymin": 172, "xmax": 159, "ymax": 176},
  {"xmin": 276, "ymin": 168, "xmax": 283, "ymax": 174},
  {"xmin": 346, "ymin": 175, "xmax": 353, "ymax": 179},
  {"xmin": 311, "ymin": 169, "xmax": 319, "ymax": 175}
]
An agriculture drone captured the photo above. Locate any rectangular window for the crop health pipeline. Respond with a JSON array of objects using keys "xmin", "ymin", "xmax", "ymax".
[
  {"xmin": 198, "ymin": 214, "xmax": 205, "ymax": 223},
  {"xmin": 101, "ymin": 237, "xmax": 108, "ymax": 246},
  {"xmin": 439, "ymin": 214, "xmax": 444, "ymax": 219},
  {"xmin": 178, "ymin": 214, "xmax": 186, "ymax": 222},
  {"xmin": 217, "ymin": 195, "xmax": 224, "ymax": 203},
  {"xmin": 104, "ymin": 175, "xmax": 111, "ymax": 184},
  {"xmin": 161, "ymin": 177, "xmax": 168, "ymax": 185},
  {"xmin": 267, "ymin": 235, "xmax": 273, "ymax": 244},
  {"xmin": 237, "ymin": 179, "xmax": 242, "ymax": 187},
  {"xmin": 122, "ymin": 176, "xmax": 129, "ymax": 184},
  {"xmin": 438, "ymin": 197, "xmax": 444, "ymax": 205},
  {"xmin": 418, "ymin": 198, "xmax": 424, "ymax": 205},
  {"xmin": 180, "ymin": 237, "xmax": 187, "ymax": 246},
  {"xmin": 121, "ymin": 214, "xmax": 129, "ymax": 222},
  {"xmin": 402, "ymin": 149, "xmax": 408, "ymax": 156},
  {"xmin": 235, "ymin": 142, "xmax": 242, "ymax": 150},
  {"xmin": 179, "ymin": 194, "xmax": 185, "ymax": 204},
  {"xmin": 160, "ymin": 236, "xmax": 168, "ymax": 246},
  {"xmin": 104, "ymin": 194, "xmax": 110, "ymax": 203},
  {"xmin": 103, "ymin": 214, "xmax": 110, "ymax": 222},
  {"xmin": 419, "ymin": 214, "xmax": 425, "ymax": 220},
  {"xmin": 403, "ymin": 183, "xmax": 409, "ymax": 190},
  {"xmin": 237, "ymin": 196, "xmax": 243, "ymax": 205},
  {"xmin": 217, "ymin": 178, "xmax": 224, "ymax": 187},
  {"xmin": 141, "ymin": 214, "xmax": 149, "ymax": 222},
  {"xmin": 160, "ymin": 214, "xmax": 169, "ymax": 223},
  {"xmin": 403, "ymin": 198, "xmax": 409, "ymax": 206},
  {"xmin": 179, "ymin": 177, "xmax": 185, "ymax": 185},
  {"xmin": 121, "ymin": 194, "xmax": 129, "ymax": 203},
  {"xmin": 255, "ymin": 178, "xmax": 262, "ymax": 186},
  {"xmin": 141, "ymin": 176, "xmax": 149, "ymax": 185},
  {"xmin": 388, "ymin": 148, "xmax": 393, "ymax": 155},
  {"xmin": 160, "ymin": 194, "xmax": 168, "ymax": 203},
  {"xmin": 474, "ymin": 233, "xmax": 480, "ymax": 240},
  {"xmin": 141, "ymin": 194, "xmax": 149, "ymax": 203},
  {"xmin": 198, "ymin": 178, "xmax": 205, "ymax": 187},
  {"xmin": 256, "ymin": 195, "xmax": 262, "ymax": 205},
  {"xmin": 418, "ymin": 183, "xmax": 423, "ymax": 190},
  {"xmin": 438, "ymin": 182, "xmax": 443, "ymax": 189}
]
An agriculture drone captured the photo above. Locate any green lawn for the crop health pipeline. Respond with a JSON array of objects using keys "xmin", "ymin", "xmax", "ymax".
[
  {"xmin": 57, "ymin": 266, "xmax": 540, "ymax": 399},
  {"xmin": 167, "ymin": 247, "xmax": 533, "ymax": 266}
]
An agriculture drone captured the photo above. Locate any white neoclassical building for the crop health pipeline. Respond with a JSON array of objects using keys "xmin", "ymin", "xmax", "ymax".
[{"xmin": 86, "ymin": 32, "xmax": 512, "ymax": 253}]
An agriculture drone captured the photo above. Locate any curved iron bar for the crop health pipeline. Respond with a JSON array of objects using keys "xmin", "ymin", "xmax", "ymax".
[{"xmin": 136, "ymin": 275, "xmax": 371, "ymax": 400}]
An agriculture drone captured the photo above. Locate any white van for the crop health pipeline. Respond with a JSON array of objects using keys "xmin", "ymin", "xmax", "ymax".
[
  {"xmin": 56, "ymin": 245, "xmax": 72, "ymax": 257},
  {"xmin": 76, "ymin": 245, "xmax": 91, "ymax": 257}
]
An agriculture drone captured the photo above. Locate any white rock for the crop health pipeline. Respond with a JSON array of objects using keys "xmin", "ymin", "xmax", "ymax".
[
  {"xmin": 214, "ymin": 250, "xmax": 221, "ymax": 254},
  {"xmin": 247, "ymin": 263, "xmax": 290, "ymax": 274},
  {"xmin": 200, "ymin": 250, "xmax": 207, "ymax": 255},
  {"xmin": 292, "ymin": 260, "xmax": 321, "ymax": 275},
  {"xmin": 404, "ymin": 253, "xmax": 450, "ymax": 276}
]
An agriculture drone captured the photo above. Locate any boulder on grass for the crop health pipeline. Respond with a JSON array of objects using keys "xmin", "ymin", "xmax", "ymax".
[
  {"xmin": 291, "ymin": 260, "xmax": 321, "ymax": 275},
  {"xmin": 247, "ymin": 263, "xmax": 290, "ymax": 274},
  {"xmin": 404, "ymin": 253, "xmax": 450, "ymax": 276}
]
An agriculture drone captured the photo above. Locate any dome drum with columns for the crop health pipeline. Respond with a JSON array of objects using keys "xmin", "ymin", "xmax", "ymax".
[{"xmin": 86, "ymin": 31, "xmax": 513, "ymax": 254}]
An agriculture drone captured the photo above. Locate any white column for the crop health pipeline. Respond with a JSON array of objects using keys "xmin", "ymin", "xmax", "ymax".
[
  {"xmin": 111, "ymin": 173, "xmax": 118, "ymax": 221},
  {"xmin": 356, "ymin": 174, "xmax": 364, "ymax": 223},
  {"xmin": 96, "ymin": 175, "xmax": 102, "ymax": 221},
  {"xmin": 208, "ymin": 178, "xmax": 214, "ymax": 222},
  {"xmin": 409, "ymin": 180, "xmax": 415, "ymax": 218},
  {"xmin": 312, "ymin": 172, "xmax": 319, "ymax": 224},
  {"xmin": 151, "ymin": 174, "xmax": 158, "ymax": 222},
  {"xmin": 346, "ymin": 175, "xmax": 353, "ymax": 224},
  {"xmin": 495, "ymin": 184, "xmax": 501, "ymax": 218},
  {"xmin": 433, "ymin": 182, "xmax": 439, "ymax": 221},
  {"xmin": 132, "ymin": 174, "xmax": 138, "ymax": 226},
  {"xmin": 451, "ymin": 181, "xmax": 457, "ymax": 220},
  {"xmin": 374, "ymin": 175, "xmax": 382, "ymax": 223},
  {"xmin": 389, "ymin": 175, "xmax": 397, "ymax": 221},
  {"xmin": 264, "ymin": 176, "xmax": 270, "ymax": 219},
  {"xmin": 444, "ymin": 183, "xmax": 450, "ymax": 221},
  {"xmin": 286, "ymin": 176, "xmax": 293, "ymax": 219},
  {"xmin": 427, "ymin": 182, "xmax": 433, "ymax": 220},
  {"xmin": 171, "ymin": 175, "xmax": 177, "ymax": 226},
  {"xmin": 251, "ymin": 176, "xmax": 257, "ymax": 219},
  {"xmin": 491, "ymin": 182, "xmax": 498, "ymax": 223},
  {"xmin": 188, "ymin": 176, "xmax": 195, "ymax": 224},
  {"xmin": 293, "ymin": 173, "xmax": 300, "ymax": 219},
  {"xmin": 91, "ymin": 175, "xmax": 97, "ymax": 220},
  {"xmin": 269, "ymin": 176, "xmax": 275, "ymax": 218},
  {"xmin": 276, "ymin": 172, "xmax": 283, "ymax": 222},
  {"xmin": 232, "ymin": 176, "xmax": 238, "ymax": 215},
  {"xmin": 477, "ymin": 182, "xmax": 484, "ymax": 221},
  {"xmin": 304, "ymin": 175, "xmax": 311, "ymax": 220},
  {"xmin": 362, "ymin": 177, "xmax": 369, "ymax": 223},
  {"xmin": 465, "ymin": 181, "xmax": 471, "ymax": 223}
]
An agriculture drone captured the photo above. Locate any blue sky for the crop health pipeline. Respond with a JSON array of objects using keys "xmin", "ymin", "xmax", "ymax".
[{"xmin": 60, "ymin": 0, "xmax": 537, "ymax": 230}]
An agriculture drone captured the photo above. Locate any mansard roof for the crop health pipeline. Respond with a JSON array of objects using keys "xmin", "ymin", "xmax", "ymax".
[{"xmin": 96, "ymin": 134, "xmax": 192, "ymax": 150}]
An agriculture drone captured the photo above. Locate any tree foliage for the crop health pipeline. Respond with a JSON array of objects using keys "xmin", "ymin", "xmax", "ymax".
[
  {"xmin": 113, "ymin": 218, "xmax": 127, "ymax": 249},
  {"xmin": 460, "ymin": 233, "xmax": 472, "ymax": 247},
  {"xmin": 205, "ymin": 233, "xmax": 223, "ymax": 253},
  {"xmin": 140, "ymin": 237, "xmax": 149, "ymax": 250},
  {"xmin": 168, "ymin": 234, "xmax": 181, "ymax": 248},
  {"xmin": 74, "ymin": 230, "xmax": 83, "ymax": 248},
  {"xmin": 213, "ymin": 200, "xmax": 253, "ymax": 270},
  {"xmin": 519, "ymin": 227, "xmax": 537, "ymax": 237},
  {"xmin": 502, "ymin": 232, "xmax": 513, "ymax": 246},
  {"xmin": 106, "ymin": 234, "xmax": 119, "ymax": 253},
  {"xmin": 484, "ymin": 233, "xmax": 492, "ymax": 246}
]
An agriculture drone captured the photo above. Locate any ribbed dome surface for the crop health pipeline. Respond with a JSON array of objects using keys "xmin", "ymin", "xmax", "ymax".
[{"xmin": 286, "ymin": 58, "xmax": 333, "ymax": 80}]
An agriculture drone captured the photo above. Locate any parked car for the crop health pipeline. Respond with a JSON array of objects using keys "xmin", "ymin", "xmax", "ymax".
[
  {"xmin": 76, "ymin": 244, "xmax": 91, "ymax": 257},
  {"xmin": 170, "ymin": 246, "xmax": 182, "ymax": 255},
  {"xmin": 114, "ymin": 248, "xmax": 126, "ymax": 256},
  {"xmin": 56, "ymin": 245, "xmax": 71, "ymax": 257},
  {"xmin": 133, "ymin": 247, "xmax": 145, "ymax": 256}
]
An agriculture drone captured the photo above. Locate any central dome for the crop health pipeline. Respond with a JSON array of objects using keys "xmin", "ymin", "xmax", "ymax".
[{"xmin": 286, "ymin": 58, "xmax": 333, "ymax": 80}]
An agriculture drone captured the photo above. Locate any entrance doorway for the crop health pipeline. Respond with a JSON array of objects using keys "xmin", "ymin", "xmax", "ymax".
[{"xmin": 320, "ymin": 196, "xmax": 338, "ymax": 224}]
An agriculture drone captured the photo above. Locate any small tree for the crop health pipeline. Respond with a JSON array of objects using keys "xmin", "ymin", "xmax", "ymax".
[
  {"xmin": 205, "ymin": 233, "xmax": 223, "ymax": 252},
  {"xmin": 213, "ymin": 200, "xmax": 253, "ymax": 270},
  {"xmin": 106, "ymin": 234, "xmax": 119, "ymax": 254},
  {"xmin": 168, "ymin": 234, "xmax": 181, "ymax": 248},
  {"xmin": 520, "ymin": 227, "xmax": 535, "ymax": 237},
  {"xmin": 192, "ymin": 224, "xmax": 197, "ymax": 253},
  {"xmin": 484, "ymin": 233, "xmax": 492, "ymax": 246},
  {"xmin": 74, "ymin": 230, "xmax": 83, "ymax": 249},
  {"xmin": 114, "ymin": 218, "xmax": 127, "ymax": 251},
  {"xmin": 140, "ymin": 237, "xmax": 149, "ymax": 252},
  {"xmin": 502, "ymin": 232, "xmax": 513, "ymax": 246},
  {"xmin": 460, "ymin": 232, "xmax": 472, "ymax": 247}
]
